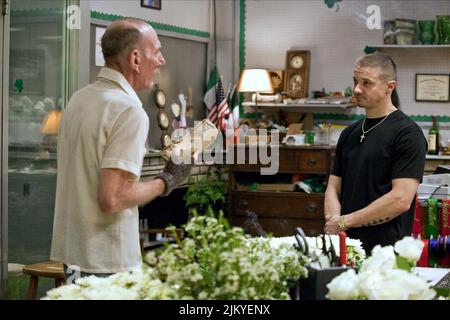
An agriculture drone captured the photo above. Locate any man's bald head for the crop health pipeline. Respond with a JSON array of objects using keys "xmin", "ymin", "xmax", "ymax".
[{"xmin": 101, "ymin": 18, "xmax": 155, "ymax": 64}]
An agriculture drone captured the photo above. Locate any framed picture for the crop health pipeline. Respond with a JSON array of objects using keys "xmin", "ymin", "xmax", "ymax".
[
  {"xmin": 141, "ymin": 0, "xmax": 161, "ymax": 10},
  {"xmin": 284, "ymin": 50, "xmax": 310, "ymax": 99},
  {"xmin": 415, "ymin": 74, "xmax": 450, "ymax": 102},
  {"xmin": 268, "ymin": 70, "xmax": 285, "ymax": 93},
  {"xmin": 94, "ymin": 26, "xmax": 106, "ymax": 67}
]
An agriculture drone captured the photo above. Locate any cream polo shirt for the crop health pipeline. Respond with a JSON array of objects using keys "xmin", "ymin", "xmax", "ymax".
[{"xmin": 50, "ymin": 67, "xmax": 149, "ymax": 273}]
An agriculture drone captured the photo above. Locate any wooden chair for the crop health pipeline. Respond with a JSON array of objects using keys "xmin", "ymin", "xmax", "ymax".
[
  {"xmin": 139, "ymin": 228, "xmax": 184, "ymax": 255},
  {"xmin": 22, "ymin": 261, "xmax": 65, "ymax": 300}
]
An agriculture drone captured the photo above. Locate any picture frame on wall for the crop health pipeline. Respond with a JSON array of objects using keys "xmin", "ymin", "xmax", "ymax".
[
  {"xmin": 141, "ymin": 0, "xmax": 161, "ymax": 10},
  {"xmin": 284, "ymin": 50, "xmax": 310, "ymax": 99},
  {"xmin": 268, "ymin": 70, "xmax": 285, "ymax": 93},
  {"xmin": 415, "ymin": 74, "xmax": 450, "ymax": 102},
  {"xmin": 94, "ymin": 26, "xmax": 106, "ymax": 67}
]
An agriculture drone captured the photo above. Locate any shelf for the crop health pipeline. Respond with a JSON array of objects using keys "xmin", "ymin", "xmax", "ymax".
[
  {"xmin": 366, "ymin": 44, "xmax": 450, "ymax": 50},
  {"xmin": 242, "ymin": 102, "xmax": 355, "ymax": 113},
  {"xmin": 426, "ymin": 154, "xmax": 450, "ymax": 160}
]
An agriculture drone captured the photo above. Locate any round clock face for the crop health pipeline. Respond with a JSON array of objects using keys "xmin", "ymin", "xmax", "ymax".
[
  {"xmin": 171, "ymin": 102, "xmax": 181, "ymax": 118},
  {"xmin": 290, "ymin": 55, "xmax": 304, "ymax": 69},
  {"xmin": 158, "ymin": 111, "xmax": 170, "ymax": 130},
  {"xmin": 155, "ymin": 89, "xmax": 166, "ymax": 108},
  {"xmin": 289, "ymin": 75, "xmax": 303, "ymax": 92},
  {"xmin": 162, "ymin": 134, "xmax": 172, "ymax": 148}
]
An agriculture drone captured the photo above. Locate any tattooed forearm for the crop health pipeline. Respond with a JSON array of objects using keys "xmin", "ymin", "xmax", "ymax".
[{"xmin": 361, "ymin": 217, "xmax": 392, "ymax": 227}]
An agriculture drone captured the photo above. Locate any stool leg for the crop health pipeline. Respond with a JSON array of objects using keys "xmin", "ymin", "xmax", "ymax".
[{"xmin": 27, "ymin": 275, "xmax": 39, "ymax": 300}]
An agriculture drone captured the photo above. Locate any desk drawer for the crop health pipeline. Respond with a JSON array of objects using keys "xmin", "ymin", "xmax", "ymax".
[
  {"xmin": 298, "ymin": 150, "xmax": 329, "ymax": 173},
  {"xmin": 231, "ymin": 191, "xmax": 324, "ymax": 219},
  {"xmin": 231, "ymin": 216, "xmax": 324, "ymax": 237}
]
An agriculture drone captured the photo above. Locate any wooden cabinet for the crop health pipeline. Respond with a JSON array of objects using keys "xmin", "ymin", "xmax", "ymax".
[{"xmin": 228, "ymin": 146, "xmax": 334, "ymax": 236}]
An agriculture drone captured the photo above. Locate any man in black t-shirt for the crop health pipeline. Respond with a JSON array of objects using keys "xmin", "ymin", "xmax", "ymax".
[{"xmin": 324, "ymin": 53, "xmax": 427, "ymax": 254}]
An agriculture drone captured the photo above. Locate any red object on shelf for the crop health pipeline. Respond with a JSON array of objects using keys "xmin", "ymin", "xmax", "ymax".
[
  {"xmin": 339, "ymin": 231, "xmax": 347, "ymax": 266},
  {"xmin": 441, "ymin": 199, "xmax": 450, "ymax": 236},
  {"xmin": 412, "ymin": 194, "xmax": 421, "ymax": 238},
  {"xmin": 417, "ymin": 239, "xmax": 429, "ymax": 267}
]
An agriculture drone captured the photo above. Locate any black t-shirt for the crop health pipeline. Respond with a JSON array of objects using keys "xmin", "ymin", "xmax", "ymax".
[{"xmin": 332, "ymin": 110, "xmax": 427, "ymax": 254}]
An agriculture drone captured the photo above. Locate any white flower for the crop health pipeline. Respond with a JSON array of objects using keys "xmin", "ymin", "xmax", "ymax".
[
  {"xmin": 326, "ymin": 269, "xmax": 360, "ymax": 300},
  {"xmin": 394, "ymin": 236, "xmax": 424, "ymax": 261},
  {"xmin": 384, "ymin": 269, "xmax": 436, "ymax": 300},
  {"xmin": 325, "ymin": 236, "xmax": 438, "ymax": 300},
  {"xmin": 361, "ymin": 245, "xmax": 396, "ymax": 272},
  {"xmin": 357, "ymin": 270, "xmax": 384, "ymax": 298},
  {"xmin": 368, "ymin": 278, "xmax": 410, "ymax": 300},
  {"xmin": 365, "ymin": 269, "xmax": 434, "ymax": 300}
]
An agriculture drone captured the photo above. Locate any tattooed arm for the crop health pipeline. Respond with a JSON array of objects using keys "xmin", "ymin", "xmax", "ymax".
[{"xmin": 324, "ymin": 178, "xmax": 419, "ymax": 234}]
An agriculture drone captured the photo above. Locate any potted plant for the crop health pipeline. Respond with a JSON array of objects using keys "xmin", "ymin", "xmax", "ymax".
[{"xmin": 183, "ymin": 168, "xmax": 227, "ymax": 216}]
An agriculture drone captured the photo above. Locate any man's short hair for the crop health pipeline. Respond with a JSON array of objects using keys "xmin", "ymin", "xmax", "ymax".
[
  {"xmin": 101, "ymin": 18, "xmax": 147, "ymax": 63},
  {"xmin": 355, "ymin": 52, "xmax": 397, "ymax": 82}
]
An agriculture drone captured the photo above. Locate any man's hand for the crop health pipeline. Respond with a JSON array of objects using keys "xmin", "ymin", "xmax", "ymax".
[
  {"xmin": 155, "ymin": 158, "xmax": 192, "ymax": 196},
  {"xmin": 324, "ymin": 215, "xmax": 342, "ymax": 235}
]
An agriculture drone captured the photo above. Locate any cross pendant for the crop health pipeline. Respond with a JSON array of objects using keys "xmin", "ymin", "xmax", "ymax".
[{"xmin": 360, "ymin": 134, "xmax": 365, "ymax": 142}]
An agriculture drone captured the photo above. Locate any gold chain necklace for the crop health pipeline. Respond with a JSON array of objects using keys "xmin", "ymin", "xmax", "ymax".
[{"xmin": 360, "ymin": 110, "xmax": 395, "ymax": 142}]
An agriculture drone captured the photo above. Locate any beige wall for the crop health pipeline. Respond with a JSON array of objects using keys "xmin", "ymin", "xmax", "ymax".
[{"xmin": 89, "ymin": 0, "xmax": 210, "ymax": 34}]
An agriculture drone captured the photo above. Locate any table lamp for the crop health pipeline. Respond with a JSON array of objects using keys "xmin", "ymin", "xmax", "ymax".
[
  {"xmin": 237, "ymin": 69, "xmax": 273, "ymax": 108},
  {"xmin": 41, "ymin": 108, "xmax": 62, "ymax": 153}
]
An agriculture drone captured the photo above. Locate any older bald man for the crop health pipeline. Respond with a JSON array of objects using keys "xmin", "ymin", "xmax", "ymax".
[{"xmin": 51, "ymin": 18, "xmax": 191, "ymax": 282}]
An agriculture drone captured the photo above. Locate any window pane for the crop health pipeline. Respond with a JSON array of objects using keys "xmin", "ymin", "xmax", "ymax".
[{"xmin": 8, "ymin": 2, "xmax": 66, "ymax": 298}]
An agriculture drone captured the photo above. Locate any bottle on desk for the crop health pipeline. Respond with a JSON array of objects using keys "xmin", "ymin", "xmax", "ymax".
[{"xmin": 427, "ymin": 116, "xmax": 439, "ymax": 155}]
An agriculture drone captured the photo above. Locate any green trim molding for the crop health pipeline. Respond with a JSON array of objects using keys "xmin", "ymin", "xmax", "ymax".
[
  {"xmin": 239, "ymin": 0, "xmax": 248, "ymax": 117},
  {"xmin": 239, "ymin": 0, "xmax": 246, "ymax": 73},
  {"xmin": 90, "ymin": 10, "xmax": 210, "ymax": 38}
]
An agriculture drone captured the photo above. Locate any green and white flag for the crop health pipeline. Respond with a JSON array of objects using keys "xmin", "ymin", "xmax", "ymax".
[
  {"xmin": 203, "ymin": 65, "xmax": 219, "ymax": 110},
  {"xmin": 227, "ymin": 84, "xmax": 240, "ymax": 129}
]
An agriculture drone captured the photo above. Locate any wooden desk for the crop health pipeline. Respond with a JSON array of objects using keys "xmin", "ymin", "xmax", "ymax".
[{"xmin": 228, "ymin": 145, "xmax": 334, "ymax": 236}]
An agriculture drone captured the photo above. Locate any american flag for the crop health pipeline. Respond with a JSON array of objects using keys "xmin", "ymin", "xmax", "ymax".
[{"xmin": 207, "ymin": 77, "xmax": 230, "ymax": 131}]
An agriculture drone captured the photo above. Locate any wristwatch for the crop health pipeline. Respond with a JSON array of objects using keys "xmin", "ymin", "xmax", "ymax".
[{"xmin": 338, "ymin": 216, "xmax": 346, "ymax": 230}]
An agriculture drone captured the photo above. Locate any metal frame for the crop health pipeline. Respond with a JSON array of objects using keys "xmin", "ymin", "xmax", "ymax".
[{"xmin": 0, "ymin": 0, "xmax": 10, "ymax": 299}]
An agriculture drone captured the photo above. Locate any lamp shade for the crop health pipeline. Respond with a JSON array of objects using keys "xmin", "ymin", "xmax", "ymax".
[
  {"xmin": 41, "ymin": 109, "xmax": 62, "ymax": 135},
  {"xmin": 237, "ymin": 69, "xmax": 274, "ymax": 93}
]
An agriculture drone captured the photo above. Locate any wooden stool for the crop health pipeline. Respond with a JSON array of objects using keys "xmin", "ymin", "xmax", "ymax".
[{"xmin": 22, "ymin": 261, "xmax": 65, "ymax": 300}]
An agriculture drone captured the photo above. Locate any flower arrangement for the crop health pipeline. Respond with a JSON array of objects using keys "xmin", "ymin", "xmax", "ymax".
[
  {"xmin": 253, "ymin": 234, "xmax": 366, "ymax": 268},
  {"xmin": 326, "ymin": 237, "xmax": 447, "ymax": 300},
  {"xmin": 43, "ymin": 211, "xmax": 308, "ymax": 300}
]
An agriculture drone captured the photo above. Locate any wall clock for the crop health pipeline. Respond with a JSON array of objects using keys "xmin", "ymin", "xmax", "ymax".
[
  {"xmin": 284, "ymin": 50, "xmax": 310, "ymax": 99},
  {"xmin": 154, "ymin": 87, "xmax": 166, "ymax": 108},
  {"xmin": 161, "ymin": 133, "xmax": 172, "ymax": 148},
  {"xmin": 157, "ymin": 111, "xmax": 170, "ymax": 130}
]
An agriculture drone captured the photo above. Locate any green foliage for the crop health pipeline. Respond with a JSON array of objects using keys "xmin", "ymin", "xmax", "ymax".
[
  {"xmin": 183, "ymin": 169, "xmax": 227, "ymax": 214},
  {"xmin": 144, "ymin": 209, "xmax": 308, "ymax": 299},
  {"xmin": 433, "ymin": 287, "xmax": 450, "ymax": 299},
  {"xmin": 395, "ymin": 255, "xmax": 415, "ymax": 272}
]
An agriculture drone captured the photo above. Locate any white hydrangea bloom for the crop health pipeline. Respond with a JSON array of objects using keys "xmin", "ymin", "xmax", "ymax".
[
  {"xmin": 361, "ymin": 245, "xmax": 396, "ymax": 272},
  {"xmin": 394, "ymin": 236, "xmax": 424, "ymax": 261},
  {"xmin": 326, "ymin": 269, "xmax": 360, "ymax": 300}
]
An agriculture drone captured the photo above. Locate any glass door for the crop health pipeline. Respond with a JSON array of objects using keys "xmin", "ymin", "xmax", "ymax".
[
  {"xmin": 1, "ymin": 0, "xmax": 11, "ymax": 299},
  {"xmin": 7, "ymin": 0, "xmax": 68, "ymax": 299}
]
